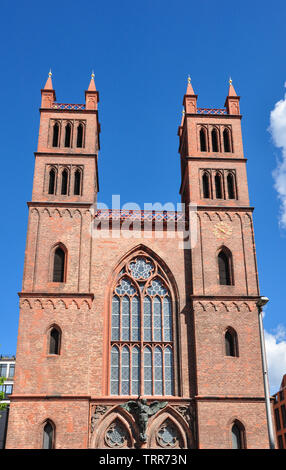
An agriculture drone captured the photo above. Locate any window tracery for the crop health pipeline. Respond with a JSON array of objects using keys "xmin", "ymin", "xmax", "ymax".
[
  {"xmin": 110, "ymin": 255, "xmax": 175, "ymax": 396},
  {"xmin": 156, "ymin": 420, "xmax": 183, "ymax": 448},
  {"xmin": 105, "ymin": 420, "xmax": 129, "ymax": 448}
]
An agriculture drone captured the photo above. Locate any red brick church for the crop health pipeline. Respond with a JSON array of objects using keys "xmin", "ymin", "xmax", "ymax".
[{"xmin": 5, "ymin": 72, "xmax": 270, "ymax": 448}]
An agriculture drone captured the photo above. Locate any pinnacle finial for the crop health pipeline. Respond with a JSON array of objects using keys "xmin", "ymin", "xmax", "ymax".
[
  {"xmin": 229, "ymin": 77, "xmax": 232, "ymax": 85},
  {"xmin": 91, "ymin": 70, "xmax": 95, "ymax": 79},
  {"xmin": 188, "ymin": 75, "xmax": 191, "ymax": 84},
  {"xmin": 182, "ymin": 108, "xmax": 185, "ymax": 115},
  {"xmin": 48, "ymin": 69, "xmax": 52, "ymax": 77}
]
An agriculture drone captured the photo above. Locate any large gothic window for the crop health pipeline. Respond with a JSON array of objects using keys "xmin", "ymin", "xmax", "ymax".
[{"xmin": 110, "ymin": 255, "xmax": 175, "ymax": 396}]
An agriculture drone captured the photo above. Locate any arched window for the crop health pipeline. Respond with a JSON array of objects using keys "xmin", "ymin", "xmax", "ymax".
[
  {"xmin": 211, "ymin": 128, "xmax": 219, "ymax": 152},
  {"xmin": 61, "ymin": 169, "xmax": 68, "ymax": 195},
  {"xmin": 202, "ymin": 172, "xmax": 211, "ymax": 198},
  {"xmin": 49, "ymin": 327, "xmax": 61, "ymax": 355},
  {"xmin": 231, "ymin": 421, "xmax": 246, "ymax": 449},
  {"xmin": 215, "ymin": 172, "xmax": 223, "ymax": 199},
  {"xmin": 218, "ymin": 248, "xmax": 233, "ymax": 286},
  {"xmin": 52, "ymin": 246, "xmax": 66, "ymax": 283},
  {"xmin": 223, "ymin": 128, "xmax": 231, "ymax": 153},
  {"xmin": 42, "ymin": 420, "xmax": 55, "ymax": 449},
  {"xmin": 227, "ymin": 173, "xmax": 236, "ymax": 199},
  {"xmin": 74, "ymin": 169, "xmax": 81, "ymax": 195},
  {"xmin": 64, "ymin": 123, "xmax": 72, "ymax": 148},
  {"xmin": 225, "ymin": 328, "xmax": 238, "ymax": 357},
  {"xmin": 199, "ymin": 128, "xmax": 207, "ymax": 152},
  {"xmin": 77, "ymin": 123, "xmax": 84, "ymax": 148},
  {"xmin": 48, "ymin": 168, "xmax": 56, "ymax": 195},
  {"xmin": 52, "ymin": 122, "xmax": 60, "ymax": 148},
  {"xmin": 110, "ymin": 255, "xmax": 175, "ymax": 396}
]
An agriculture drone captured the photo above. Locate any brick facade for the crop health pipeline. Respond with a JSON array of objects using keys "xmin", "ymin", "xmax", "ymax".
[
  {"xmin": 273, "ymin": 374, "xmax": 286, "ymax": 448},
  {"xmin": 5, "ymin": 74, "xmax": 270, "ymax": 449}
]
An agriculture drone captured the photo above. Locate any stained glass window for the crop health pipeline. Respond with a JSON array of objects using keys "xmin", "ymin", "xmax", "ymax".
[{"xmin": 110, "ymin": 255, "xmax": 175, "ymax": 396}]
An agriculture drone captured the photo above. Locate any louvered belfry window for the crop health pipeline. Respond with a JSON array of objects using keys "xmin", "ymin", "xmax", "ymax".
[{"xmin": 110, "ymin": 255, "xmax": 175, "ymax": 396}]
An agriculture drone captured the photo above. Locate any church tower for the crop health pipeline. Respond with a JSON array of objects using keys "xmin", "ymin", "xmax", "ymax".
[
  {"xmin": 6, "ymin": 72, "xmax": 101, "ymax": 449},
  {"xmin": 178, "ymin": 77, "xmax": 270, "ymax": 448},
  {"xmin": 5, "ymin": 74, "xmax": 271, "ymax": 449}
]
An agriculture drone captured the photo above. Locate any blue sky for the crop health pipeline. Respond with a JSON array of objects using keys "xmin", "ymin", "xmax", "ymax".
[{"xmin": 1, "ymin": 0, "xmax": 286, "ymax": 393}]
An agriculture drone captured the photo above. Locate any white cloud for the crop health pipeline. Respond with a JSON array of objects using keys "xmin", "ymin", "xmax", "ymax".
[
  {"xmin": 265, "ymin": 325, "xmax": 286, "ymax": 394},
  {"xmin": 269, "ymin": 87, "xmax": 286, "ymax": 227}
]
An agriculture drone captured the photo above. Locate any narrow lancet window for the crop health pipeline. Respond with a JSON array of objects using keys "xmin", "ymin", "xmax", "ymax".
[
  {"xmin": 77, "ymin": 123, "xmax": 84, "ymax": 148},
  {"xmin": 61, "ymin": 169, "xmax": 68, "ymax": 195},
  {"xmin": 223, "ymin": 128, "xmax": 231, "ymax": 153},
  {"xmin": 49, "ymin": 327, "xmax": 61, "ymax": 355},
  {"xmin": 227, "ymin": 173, "xmax": 235, "ymax": 199},
  {"xmin": 218, "ymin": 249, "xmax": 233, "ymax": 286},
  {"xmin": 231, "ymin": 422, "xmax": 245, "ymax": 449},
  {"xmin": 64, "ymin": 123, "xmax": 72, "ymax": 148},
  {"xmin": 53, "ymin": 247, "xmax": 66, "ymax": 283},
  {"xmin": 200, "ymin": 128, "xmax": 207, "ymax": 152},
  {"xmin": 211, "ymin": 128, "xmax": 219, "ymax": 152},
  {"xmin": 74, "ymin": 169, "xmax": 81, "ymax": 195},
  {"xmin": 225, "ymin": 329, "xmax": 238, "ymax": 357},
  {"xmin": 215, "ymin": 172, "xmax": 223, "ymax": 199},
  {"xmin": 202, "ymin": 172, "xmax": 210, "ymax": 198},
  {"xmin": 42, "ymin": 421, "xmax": 54, "ymax": 449},
  {"xmin": 52, "ymin": 122, "xmax": 60, "ymax": 148},
  {"xmin": 48, "ymin": 169, "xmax": 56, "ymax": 195}
]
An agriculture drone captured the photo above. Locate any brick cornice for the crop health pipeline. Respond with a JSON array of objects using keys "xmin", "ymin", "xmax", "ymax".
[
  {"xmin": 185, "ymin": 113, "xmax": 242, "ymax": 120},
  {"xmin": 191, "ymin": 295, "xmax": 259, "ymax": 301},
  {"xmin": 9, "ymin": 394, "xmax": 91, "ymax": 400},
  {"xmin": 185, "ymin": 156, "xmax": 247, "ymax": 162},
  {"xmin": 194, "ymin": 395, "xmax": 267, "ymax": 402},
  {"xmin": 196, "ymin": 205, "xmax": 254, "ymax": 212},
  {"xmin": 18, "ymin": 292, "xmax": 94, "ymax": 299},
  {"xmin": 40, "ymin": 108, "xmax": 98, "ymax": 115},
  {"xmin": 34, "ymin": 152, "xmax": 98, "ymax": 158},
  {"xmin": 27, "ymin": 201, "xmax": 92, "ymax": 208}
]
